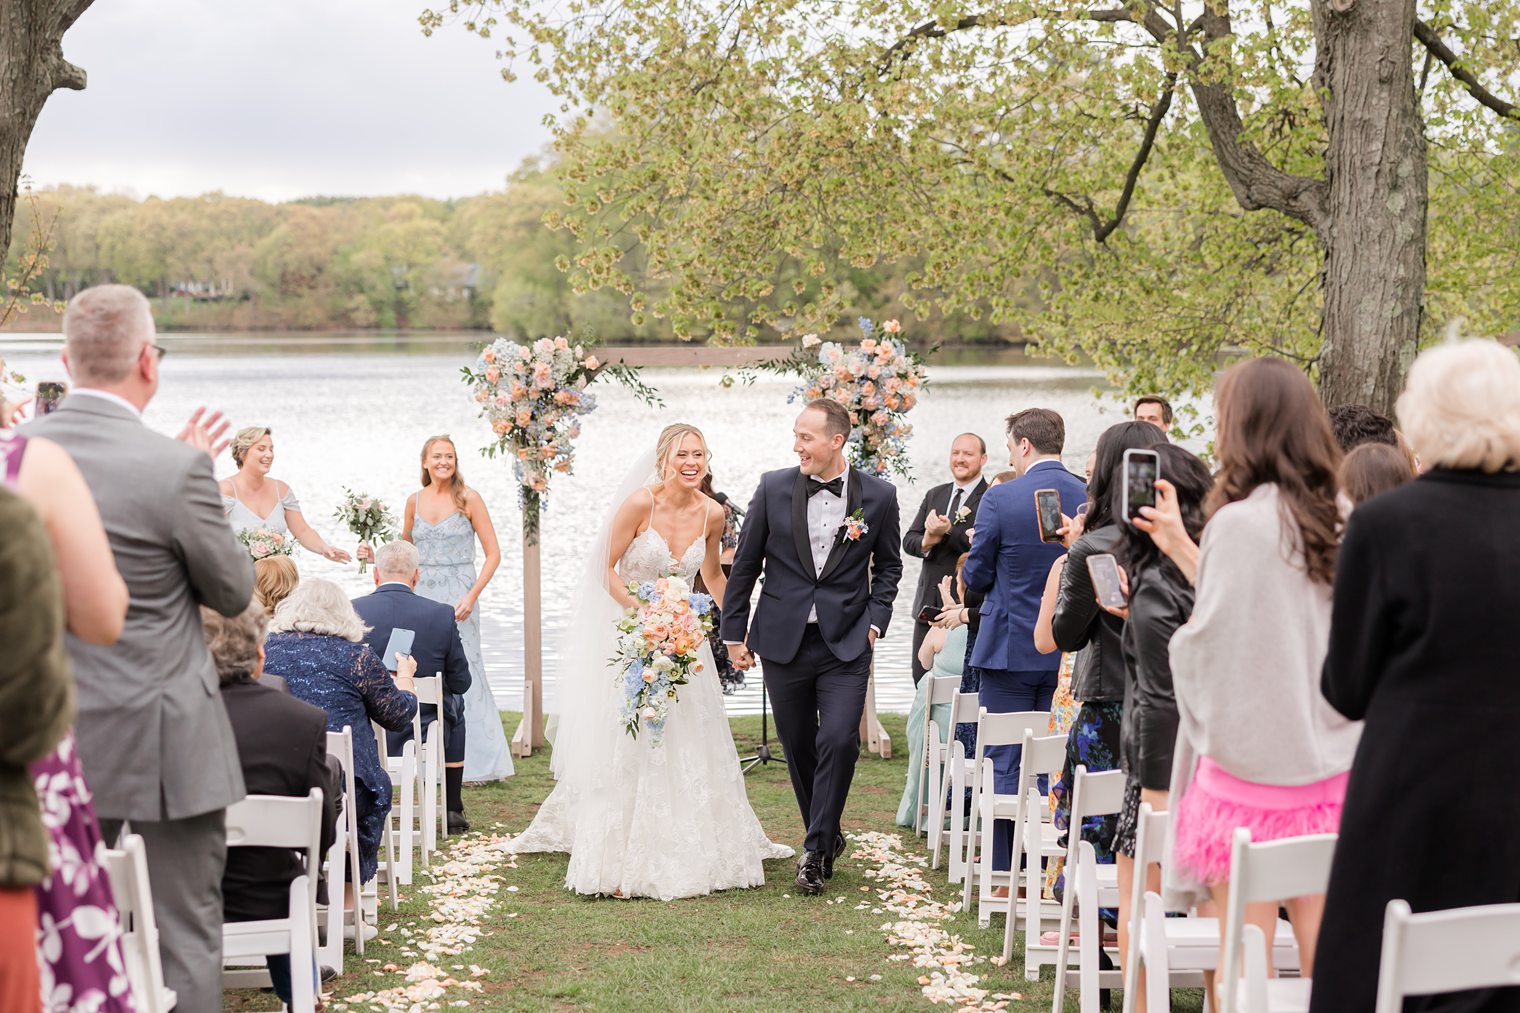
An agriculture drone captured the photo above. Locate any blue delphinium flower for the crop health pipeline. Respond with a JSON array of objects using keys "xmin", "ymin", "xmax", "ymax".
[
  {"xmin": 857, "ymin": 316, "xmax": 874, "ymax": 337},
  {"xmin": 688, "ymin": 593, "xmax": 714, "ymax": 615},
  {"xmin": 637, "ymin": 580, "xmax": 657, "ymax": 601}
]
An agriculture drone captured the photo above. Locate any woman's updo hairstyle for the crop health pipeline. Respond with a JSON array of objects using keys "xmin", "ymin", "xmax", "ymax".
[{"xmin": 230, "ymin": 427, "xmax": 272, "ymax": 469}]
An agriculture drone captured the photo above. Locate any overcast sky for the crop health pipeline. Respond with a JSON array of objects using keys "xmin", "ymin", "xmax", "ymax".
[{"xmin": 21, "ymin": 0, "xmax": 557, "ymax": 202}]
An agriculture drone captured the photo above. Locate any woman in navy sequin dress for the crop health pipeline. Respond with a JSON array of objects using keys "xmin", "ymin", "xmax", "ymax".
[{"xmin": 263, "ymin": 580, "xmax": 417, "ymax": 884}]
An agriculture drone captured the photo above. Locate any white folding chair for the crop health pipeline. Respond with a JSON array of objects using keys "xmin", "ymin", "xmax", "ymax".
[
  {"xmin": 1001, "ymin": 731, "xmax": 1067, "ymax": 968},
  {"xmin": 1221, "ymin": 829, "xmax": 1337, "ymax": 1013},
  {"xmin": 931, "ymin": 691, "xmax": 982, "ymax": 874},
  {"xmin": 1374, "ymin": 899, "xmax": 1520, "ymax": 1012},
  {"xmin": 326, "ymin": 726, "xmax": 385, "ymax": 954},
  {"xmin": 101, "ymin": 833, "xmax": 177, "ymax": 1013},
  {"xmin": 315, "ymin": 760, "xmax": 348, "ymax": 979},
  {"xmin": 916, "ymin": 673, "xmax": 961, "ymax": 838},
  {"xmin": 373, "ymin": 720, "xmax": 417, "ymax": 888},
  {"xmin": 412, "ymin": 674, "xmax": 448, "ymax": 853},
  {"xmin": 220, "ymin": 790, "xmax": 323, "ymax": 1013},
  {"xmin": 962, "ymin": 709, "xmax": 1050, "ymax": 924},
  {"xmin": 1122, "ymin": 804, "xmax": 1297, "ymax": 1013},
  {"xmin": 1051, "ymin": 766, "xmax": 1127, "ymax": 1013}
]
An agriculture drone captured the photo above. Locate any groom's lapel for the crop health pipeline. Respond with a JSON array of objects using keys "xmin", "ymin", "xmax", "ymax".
[
  {"xmin": 817, "ymin": 468, "xmax": 864, "ymax": 584},
  {"xmin": 790, "ymin": 470, "xmax": 814, "ymax": 574}
]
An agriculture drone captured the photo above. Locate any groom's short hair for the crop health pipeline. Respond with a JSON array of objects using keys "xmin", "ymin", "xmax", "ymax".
[{"xmin": 806, "ymin": 399, "xmax": 853, "ymax": 440}]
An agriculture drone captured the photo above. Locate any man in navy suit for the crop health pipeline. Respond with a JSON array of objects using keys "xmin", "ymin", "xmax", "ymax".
[
  {"xmin": 352, "ymin": 540, "xmax": 474, "ymax": 831},
  {"xmin": 724, "ymin": 399, "xmax": 903, "ymax": 896},
  {"xmin": 962, "ymin": 408, "xmax": 1086, "ymax": 873}
]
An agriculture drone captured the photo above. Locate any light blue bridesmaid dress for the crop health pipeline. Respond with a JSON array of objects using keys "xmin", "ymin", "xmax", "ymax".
[{"xmin": 412, "ymin": 511, "xmax": 514, "ymax": 781}]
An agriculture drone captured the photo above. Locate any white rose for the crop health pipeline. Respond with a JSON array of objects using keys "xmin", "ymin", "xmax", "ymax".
[
  {"xmin": 652, "ymin": 656, "xmax": 675, "ymax": 673},
  {"xmin": 664, "ymin": 577, "xmax": 691, "ymax": 598}
]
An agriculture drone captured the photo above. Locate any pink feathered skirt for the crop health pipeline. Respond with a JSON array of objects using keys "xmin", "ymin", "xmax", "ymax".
[{"xmin": 1172, "ymin": 757, "xmax": 1348, "ymax": 886}]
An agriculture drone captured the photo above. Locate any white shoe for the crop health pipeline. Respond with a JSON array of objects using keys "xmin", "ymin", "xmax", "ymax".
[{"xmin": 343, "ymin": 921, "xmax": 378, "ymax": 943}]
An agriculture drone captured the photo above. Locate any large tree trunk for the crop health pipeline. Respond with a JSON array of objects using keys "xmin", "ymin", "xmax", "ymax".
[
  {"xmin": 0, "ymin": 1, "xmax": 91, "ymax": 264},
  {"xmin": 1313, "ymin": 0, "xmax": 1427, "ymax": 416}
]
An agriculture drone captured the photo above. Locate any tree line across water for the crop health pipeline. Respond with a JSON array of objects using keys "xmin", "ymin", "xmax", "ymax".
[{"xmin": 2, "ymin": 162, "xmax": 1024, "ymax": 342}]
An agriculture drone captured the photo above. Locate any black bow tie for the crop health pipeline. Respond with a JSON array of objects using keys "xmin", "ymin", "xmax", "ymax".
[{"xmin": 807, "ymin": 476, "xmax": 844, "ymax": 499}]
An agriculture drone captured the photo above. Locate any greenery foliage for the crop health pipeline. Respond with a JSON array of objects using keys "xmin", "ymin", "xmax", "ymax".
[{"xmin": 419, "ymin": 0, "xmax": 1520, "ymax": 402}]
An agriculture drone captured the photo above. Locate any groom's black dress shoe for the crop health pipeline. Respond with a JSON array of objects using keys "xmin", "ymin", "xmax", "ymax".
[
  {"xmin": 822, "ymin": 834, "xmax": 847, "ymax": 880},
  {"xmin": 795, "ymin": 852, "xmax": 826, "ymax": 896}
]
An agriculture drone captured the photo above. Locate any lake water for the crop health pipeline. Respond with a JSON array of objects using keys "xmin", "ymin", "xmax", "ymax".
[{"xmin": 2, "ymin": 332, "xmax": 1192, "ymax": 716}]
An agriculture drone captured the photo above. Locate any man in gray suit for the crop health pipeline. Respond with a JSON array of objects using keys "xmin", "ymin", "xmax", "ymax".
[{"xmin": 26, "ymin": 285, "xmax": 254, "ymax": 1012}]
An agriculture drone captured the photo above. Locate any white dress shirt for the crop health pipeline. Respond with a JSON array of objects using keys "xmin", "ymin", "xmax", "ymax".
[
  {"xmin": 805, "ymin": 465, "xmax": 850, "ymax": 622},
  {"xmin": 70, "ymin": 387, "xmax": 144, "ymax": 420}
]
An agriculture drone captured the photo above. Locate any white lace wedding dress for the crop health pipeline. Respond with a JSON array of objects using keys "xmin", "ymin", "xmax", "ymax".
[{"xmin": 503, "ymin": 525, "xmax": 794, "ymax": 900}]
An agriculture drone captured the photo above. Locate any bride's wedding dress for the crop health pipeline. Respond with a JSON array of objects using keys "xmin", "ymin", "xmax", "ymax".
[{"xmin": 504, "ymin": 518, "xmax": 793, "ymax": 900}]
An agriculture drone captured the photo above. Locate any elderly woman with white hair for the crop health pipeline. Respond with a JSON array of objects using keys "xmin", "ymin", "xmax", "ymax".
[
  {"xmin": 1309, "ymin": 339, "xmax": 1520, "ymax": 1012},
  {"xmin": 263, "ymin": 579, "xmax": 418, "ymax": 886}
]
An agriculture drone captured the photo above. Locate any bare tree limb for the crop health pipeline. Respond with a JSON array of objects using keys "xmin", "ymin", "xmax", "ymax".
[
  {"xmin": 876, "ymin": 7, "xmax": 1135, "ymax": 76},
  {"xmin": 1414, "ymin": 19, "xmax": 1520, "ymax": 120}
]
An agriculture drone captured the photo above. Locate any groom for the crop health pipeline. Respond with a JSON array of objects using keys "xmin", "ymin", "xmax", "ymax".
[{"xmin": 724, "ymin": 399, "xmax": 902, "ymax": 896}]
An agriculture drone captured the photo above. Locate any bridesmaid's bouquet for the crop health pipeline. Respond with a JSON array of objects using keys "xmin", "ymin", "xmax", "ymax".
[
  {"xmin": 237, "ymin": 527, "xmax": 294, "ymax": 561},
  {"xmin": 334, "ymin": 489, "xmax": 397, "ymax": 573},
  {"xmin": 611, "ymin": 575, "xmax": 716, "ymax": 746}
]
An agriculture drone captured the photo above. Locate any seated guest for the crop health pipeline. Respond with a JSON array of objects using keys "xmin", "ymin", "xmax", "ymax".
[
  {"xmin": 895, "ymin": 556, "xmax": 968, "ymax": 827},
  {"xmin": 351, "ymin": 541, "xmax": 473, "ymax": 832},
  {"xmin": 254, "ymin": 555, "xmax": 300, "ymax": 613},
  {"xmin": 204, "ymin": 603, "xmax": 338, "ymax": 1009},
  {"xmin": 1338, "ymin": 442, "xmax": 1414, "ymax": 506},
  {"xmin": 264, "ymin": 580, "xmax": 417, "ymax": 886},
  {"xmin": 1311, "ymin": 340, "xmax": 1520, "ymax": 1012}
]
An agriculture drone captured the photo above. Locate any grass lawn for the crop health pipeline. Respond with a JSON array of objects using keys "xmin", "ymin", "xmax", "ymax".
[{"xmin": 232, "ymin": 712, "xmax": 1206, "ymax": 1012}]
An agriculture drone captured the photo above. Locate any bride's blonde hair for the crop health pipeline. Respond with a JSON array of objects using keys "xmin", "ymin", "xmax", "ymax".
[{"xmin": 655, "ymin": 423, "xmax": 711, "ymax": 482}]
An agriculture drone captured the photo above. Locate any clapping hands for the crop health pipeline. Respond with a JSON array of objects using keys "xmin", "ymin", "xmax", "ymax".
[{"xmin": 176, "ymin": 406, "xmax": 231, "ymax": 460}]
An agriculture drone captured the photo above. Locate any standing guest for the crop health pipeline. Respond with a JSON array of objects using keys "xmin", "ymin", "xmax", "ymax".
[
  {"xmin": 254, "ymin": 555, "xmax": 301, "ymax": 613},
  {"xmin": 1048, "ymin": 421, "xmax": 1169, "ymax": 891},
  {"xmin": 962, "ymin": 408, "xmax": 1086, "ymax": 874},
  {"xmin": 206, "ymin": 603, "xmax": 338, "ymax": 1010},
  {"xmin": 699, "ymin": 471, "xmax": 745, "ymax": 693},
  {"xmin": 220, "ymin": 427, "xmax": 352, "ymax": 562},
  {"xmin": 1154, "ymin": 358, "xmax": 1358, "ymax": 998},
  {"xmin": 264, "ymin": 580, "xmax": 418, "ymax": 887},
  {"xmin": 1107, "ymin": 444, "xmax": 1212, "ymax": 1010},
  {"xmin": 904, "ymin": 433, "xmax": 989, "ymax": 684},
  {"xmin": 25, "ymin": 284, "xmax": 255, "ymax": 1013},
  {"xmin": 352, "ymin": 541, "xmax": 474, "ymax": 832},
  {"xmin": 405, "ymin": 435, "xmax": 512, "ymax": 783},
  {"xmin": 1326, "ymin": 402, "xmax": 1399, "ymax": 453},
  {"xmin": 896, "ymin": 558, "xmax": 969, "ymax": 826},
  {"xmin": 1133, "ymin": 396, "xmax": 1172, "ymax": 431},
  {"xmin": 1311, "ymin": 340, "xmax": 1520, "ymax": 1012},
  {"xmin": 1338, "ymin": 442, "xmax": 1414, "ymax": 506},
  {"xmin": 0, "ymin": 491, "xmax": 73, "ymax": 1013}
]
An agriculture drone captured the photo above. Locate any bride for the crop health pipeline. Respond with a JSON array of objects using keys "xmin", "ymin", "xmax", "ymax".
[{"xmin": 504, "ymin": 423, "xmax": 793, "ymax": 899}]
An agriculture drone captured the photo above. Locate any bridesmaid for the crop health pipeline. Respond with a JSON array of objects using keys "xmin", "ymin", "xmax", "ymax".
[
  {"xmin": 219, "ymin": 426, "xmax": 351, "ymax": 562},
  {"xmin": 403, "ymin": 435, "xmax": 513, "ymax": 793}
]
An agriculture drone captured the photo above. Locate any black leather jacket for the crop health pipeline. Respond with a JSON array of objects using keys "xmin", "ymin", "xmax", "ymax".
[
  {"xmin": 1051, "ymin": 526, "xmax": 1127, "ymax": 702},
  {"xmin": 1118, "ymin": 565, "xmax": 1193, "ymax": 789}
]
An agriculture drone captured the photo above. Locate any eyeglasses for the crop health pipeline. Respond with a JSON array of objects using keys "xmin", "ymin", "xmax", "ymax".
[{"xmin": 145, "ymin": 343, "xmax": 168, "ymax": 361}]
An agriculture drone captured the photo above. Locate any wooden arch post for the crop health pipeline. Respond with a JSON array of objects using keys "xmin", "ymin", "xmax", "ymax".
[{"xmin": 508, "ymin": 342, "xmax": 889, "ymax": 760}]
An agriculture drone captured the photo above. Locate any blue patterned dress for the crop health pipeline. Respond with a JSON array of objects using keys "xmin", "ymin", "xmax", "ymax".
[
  {"xmin": 412, "ymin": 513, "xmax": 514, "ymax": 781},
  {"xmin": 262, "ymin": 632, "xmax": 417, "ymax": 883}
]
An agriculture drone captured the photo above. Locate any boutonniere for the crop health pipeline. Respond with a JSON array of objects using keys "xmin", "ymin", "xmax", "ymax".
[
  {"xmin": 841, "ymin": 508, "xmax": 870, "ymax": 542},
  {"xmin": 954, "ymin": 504, "xmax": 972, "ymax": 525}
]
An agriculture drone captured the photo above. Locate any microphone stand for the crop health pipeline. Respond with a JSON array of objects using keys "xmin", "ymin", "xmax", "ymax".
[{"xmin": 739, "ymin": 674, "xmax": 785, "ymax": 774}]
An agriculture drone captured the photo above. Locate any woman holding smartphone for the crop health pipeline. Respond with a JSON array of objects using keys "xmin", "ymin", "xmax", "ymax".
[
  {"xmin": 1158, "ymin": 359, "xmax": 1358, "ymax": 1000},
  {"xmin": 1103, "ymin": 444, "xmax": 1212, "ymax": 1011}
]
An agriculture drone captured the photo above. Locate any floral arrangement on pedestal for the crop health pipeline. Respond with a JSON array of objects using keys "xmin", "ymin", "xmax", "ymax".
[
  {"xmin": 771, "ymin": 318, "xmax": 930, "ymax": 478},
  {"xmin": 461, "ymin": 336, "xmax": 656, "ymax": 543}
]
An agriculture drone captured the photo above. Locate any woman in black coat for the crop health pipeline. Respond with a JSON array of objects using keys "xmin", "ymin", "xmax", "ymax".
[{"xmin": 1311, "ymin": 339, "xmax": 1520, "ymax": 1012}]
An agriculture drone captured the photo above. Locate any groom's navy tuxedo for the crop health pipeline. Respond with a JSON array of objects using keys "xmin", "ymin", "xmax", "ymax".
[{"xmin": 723, "ymin": 465, "xmax": 902, "ymax": 856}]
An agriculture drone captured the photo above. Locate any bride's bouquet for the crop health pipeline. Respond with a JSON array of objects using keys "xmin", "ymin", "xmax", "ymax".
[
  {"xmin": 334, "ymin": 489, "xmax": 397, "ymax": 573},
  {"xmin": 611, "ymin": 575, "xmax": 717, "ymax": 746},
  {"xmin": 237, "ymin": 526, "xmax": 294, "ymax": 561}
]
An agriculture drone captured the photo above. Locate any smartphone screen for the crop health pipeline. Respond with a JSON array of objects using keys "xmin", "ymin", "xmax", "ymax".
[
  {"xmin": 382, "ymin": 627, "xmax": 416, "ymax": 671},
  {"xmin": 916, "ymin": 604, "xmax": 941, "ymax": 624},
  {"xmin": 1123, "ymin": 449, "xmax": 1160, "ymax": 523},
  {"xmin": 1035, "ymin": 489, "xmax": 1063, "ymax": 543},
  {"xmin": 1087, "ymin": 554, "xmax": 1127, "ymax": 609},
  {"xmin": 35, "ymin": 381, "xmax": 66, "ymax": 417}
]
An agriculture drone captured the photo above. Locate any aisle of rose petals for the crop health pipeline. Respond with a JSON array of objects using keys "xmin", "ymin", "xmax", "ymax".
[
  {"xmin": 328, "ymin": 833, "xmax": 515, "ymax": 1011},
  {"xmin": 849, "ymin": 830, "xmax": 1022, "ymax": 1010}
]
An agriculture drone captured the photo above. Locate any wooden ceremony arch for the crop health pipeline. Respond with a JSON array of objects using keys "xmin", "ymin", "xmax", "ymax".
[{"xmin": 509, "ymin": 343, "xmax": 892, "ymax": 760}]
